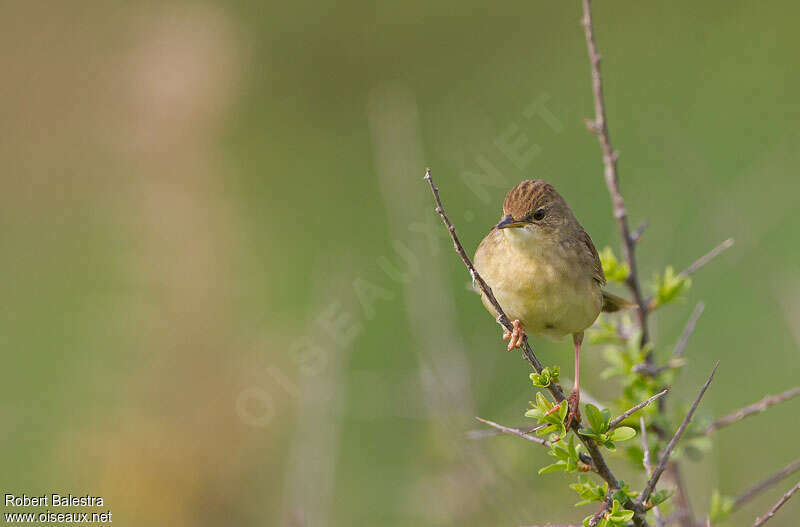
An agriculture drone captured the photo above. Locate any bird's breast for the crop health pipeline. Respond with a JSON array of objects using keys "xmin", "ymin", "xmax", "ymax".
[{"xmin": 474, "ymin": 231, "xmax": 602, "ymax": 340}]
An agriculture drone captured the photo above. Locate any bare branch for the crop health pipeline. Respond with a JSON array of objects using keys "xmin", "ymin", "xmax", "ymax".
[
  {"xmin": 608, "ymin": 389, "xmax": 669, "ymax": 429},
  {"xmin": 681, "ymin": 238, "xmax": 735, "ymax": 278},
  {"xmin": 673, "ymin": 302, "xmax": 705, "ymax": 361},
  {"xmin": 467, "ymin": 425, "xmax": 538, "ymax": 440},
  {"xmin": 644, "ymin": 240, "xmax": 734, "ymax": 311},
  {"xmin": 467, "ymin": 383, "xmax": 606, "ymax": 438},
  {"xmin": 640, "ymin": 417, "xmax": 664, "ymax": 527},
  {"xmin": 475, "ymin": 417, "xmax": 550, "ymax": 447},
  {"xmin": 634, "ymin": 303, "xmax": 705, "ymax": 378},
  {"xmin": 705, "ymin": 386, "xmax": 800, "ymax": 436},
  {"xmin": 474, "ymin": 417, "xmax": 595, "ymax": 468},
  {"xmin": 423, "ymin": 169, "xmax": 511, "ymax": 333},
  {"xmin": 423, "ymin": 169, "xmax": 546, "ymax": 377},
  {"xmin": 577, "ymin": 2, "xmax": 654, "ymax": 524},
  {"xmin": 733, "ymin": 457, "xmax": 800, "ymax": 511},
  {"xmin": 753, "ymin": 480, "xmax": 800, "ymax": 527},
  {"xmin": 638, "ymin": 363, "xmax": 719, "ymax": 506},
  {"xmin": 581, "ymin": 0, "xmax": 649, "ymax": 346}
]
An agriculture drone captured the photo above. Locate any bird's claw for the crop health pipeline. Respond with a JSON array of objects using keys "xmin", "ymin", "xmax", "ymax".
[
  {"xmin": 502, "ymin": 319, "xmax": 526, "ymax": 351},
  {"xmin": 544, "ymin": 390, "xmax": 581, "ymax": 430}
]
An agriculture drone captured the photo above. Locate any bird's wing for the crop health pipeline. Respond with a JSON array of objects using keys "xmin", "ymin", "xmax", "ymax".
[{"xmin": 581, "ymin": 229, "xmax": 606, "ymax": 286}]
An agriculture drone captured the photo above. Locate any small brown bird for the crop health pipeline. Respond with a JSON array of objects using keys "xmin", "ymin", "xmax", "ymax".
[{"xmin": 474, "ymin": 180, "xmax": 630, "ymax": 423}]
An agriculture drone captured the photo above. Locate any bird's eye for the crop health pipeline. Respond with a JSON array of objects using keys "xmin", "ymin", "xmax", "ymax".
[{"xmin": 532, "ymin": 208, "xmax": 546, "ymax": 221}]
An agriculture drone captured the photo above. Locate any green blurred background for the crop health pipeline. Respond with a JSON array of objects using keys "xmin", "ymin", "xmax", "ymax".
[{"xmin": 1, "ymin": 1, "xmax": 799, "ymax": 525}]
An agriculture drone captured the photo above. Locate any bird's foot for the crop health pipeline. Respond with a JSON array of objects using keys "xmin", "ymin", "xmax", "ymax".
[
  {"xmin": 544, "ymin": 389, "xmax": 581, "ymax": 429},
  {"xmin": 544, "ymin": 401, "xmax": 562, "ymax": 416},
  {"xmin": 502, "ymin": 319, "xmax": 526, "ymax": 351},
  {"xmin": 565, "ymin": 389, "xmax": 581, "ymax": 429}
]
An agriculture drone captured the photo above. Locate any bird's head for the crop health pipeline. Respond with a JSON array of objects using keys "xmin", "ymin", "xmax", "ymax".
[{"xmin": 495, "ymin": 180, "xmax": 579, "ymax": 246}]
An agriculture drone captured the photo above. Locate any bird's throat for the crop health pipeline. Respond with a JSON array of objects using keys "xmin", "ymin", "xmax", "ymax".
[{"xmin": 502, "ymin": 226, "xmax": 548, "ymax": 255}]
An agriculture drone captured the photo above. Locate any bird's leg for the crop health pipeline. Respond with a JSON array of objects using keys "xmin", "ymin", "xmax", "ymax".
[
  {"xmin": 501, "ymin": 319, "xmax": 526, "ymax": 351},
  {"xmin": 544, "ymin": 332, "xmax": 584, "ymax": 427},
  {"xmin": 565, "ymin": 332, "xmax": 583, "ymax": 429}
]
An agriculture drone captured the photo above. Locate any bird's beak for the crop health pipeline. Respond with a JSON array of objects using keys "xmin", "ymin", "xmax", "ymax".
[{"xmin": 495, "ymin": 215, "xmax": 526, "ymax": 230}]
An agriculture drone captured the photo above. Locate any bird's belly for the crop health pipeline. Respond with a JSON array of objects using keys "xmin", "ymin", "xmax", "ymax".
[{"xmin": 478, "ymin": 252, "xmax": 602, "ymax": 340}]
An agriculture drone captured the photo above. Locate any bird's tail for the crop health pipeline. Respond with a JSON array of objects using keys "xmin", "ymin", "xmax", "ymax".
[{"xmin": 601, "ymin": 291, "xmax": 636, "ymax": 313}]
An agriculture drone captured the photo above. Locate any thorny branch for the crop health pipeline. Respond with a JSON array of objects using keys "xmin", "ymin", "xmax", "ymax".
[
  {"xmin": 578, "ymin": 3, "xmax": 737, "ymax": 526},
  {"xmin": 637, "ymin": 363, "xmax": 718, "ymax": 506}
]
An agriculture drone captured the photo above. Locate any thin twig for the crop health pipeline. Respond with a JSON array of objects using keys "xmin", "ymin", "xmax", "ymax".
[
  {"xmin": 467, "ymin": 425, "xmax": 541, "ymax": 440},
  {"xmin": 634, "ymin": 303, "xmax": 705, "ymax": 378},
  {"xmin": 644, "ymin": 240, "xmax": 734, "ymax": 310},
  {"xmin": 736, "ymin": 460, "xmax": 800, "ymax": 511},
  {"xmin": 638, "ymin": 363, "xmax": 719, "ymax": 506},
  {"xmin": 474, "ymin": 417, "xmax": 595, "ymax": 467},
  {"xmin": 753, "ymin": 480, "xmax": 800, "ymax": 527},
  {"xmin": 681, "ymin": 238, "xmax": 735, "ymax": 278},
  {"xmin": 640, "ymin": 417, "xmax": 664, "ymax": 527},
  {"xmin": 673, "ymin": 302, "xmax": 705, "ymax": 360},
  {"xmin": 608, "ymin": 389, "xmax": 669, "ymax": 429},
  {"xmin": 705, "ymin": 386, "xmax": 800, "ymax": 436},
  {"xmin": 475, "ymin": 417, "xmax": 551, "ymax": 447},
  {"xmin": 733, "ymin": 457, "xmax": 800, "ymax": 511}
]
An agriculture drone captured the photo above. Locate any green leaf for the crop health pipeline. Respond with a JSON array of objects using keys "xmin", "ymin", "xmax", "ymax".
[
  {"xmin": 608, "ymin": 426, "xmax": 637, "ymax": 442},
  {"xmin": 536, "ymin": 391, "xmax": 550, "ymax": 410},
  {"xmin": 538, "ymin": 462, "xmax": 566, "ymax": 474},
  {"xmin": 650, "ymin": 489, "xmax": 674, "ymax": 507},
  {"xmin": 587, "ymin": 315, "xmax": 624, "ymax": 345},
  {"xmin": 709, "ymin": 489, "xmax": 734, "ymax": 522},
  {"xmin": 651, "ymin": 266, "xmax": 691, "ymax": 308},
  {"xmin": 585, "ymin": 404, "xmax": 604, "ymax": 433},
  {"xmin": 600, "ymin": 409, "xmax": 612, "ymax": 430},
  {"xmin": 578, "ymin": 429, "xmax": 601, "ymax": 440},
  {"xmin": 610, "ymin": 510, "xmax": 634, "ymax": 523},
  {"xmin": 599, "ymin": 246, "xmax": 630, "ymax": 283}
]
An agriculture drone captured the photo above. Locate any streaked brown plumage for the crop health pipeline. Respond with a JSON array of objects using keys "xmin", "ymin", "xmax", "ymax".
[{"xmin": 474, "ymin": 180, "xmax": 630, "ymax": 423}]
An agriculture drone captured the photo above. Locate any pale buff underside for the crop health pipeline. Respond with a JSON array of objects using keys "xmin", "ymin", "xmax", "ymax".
[{"xmin": 473, "ymin": 226, "xmax": 602, "ymax": 340}]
